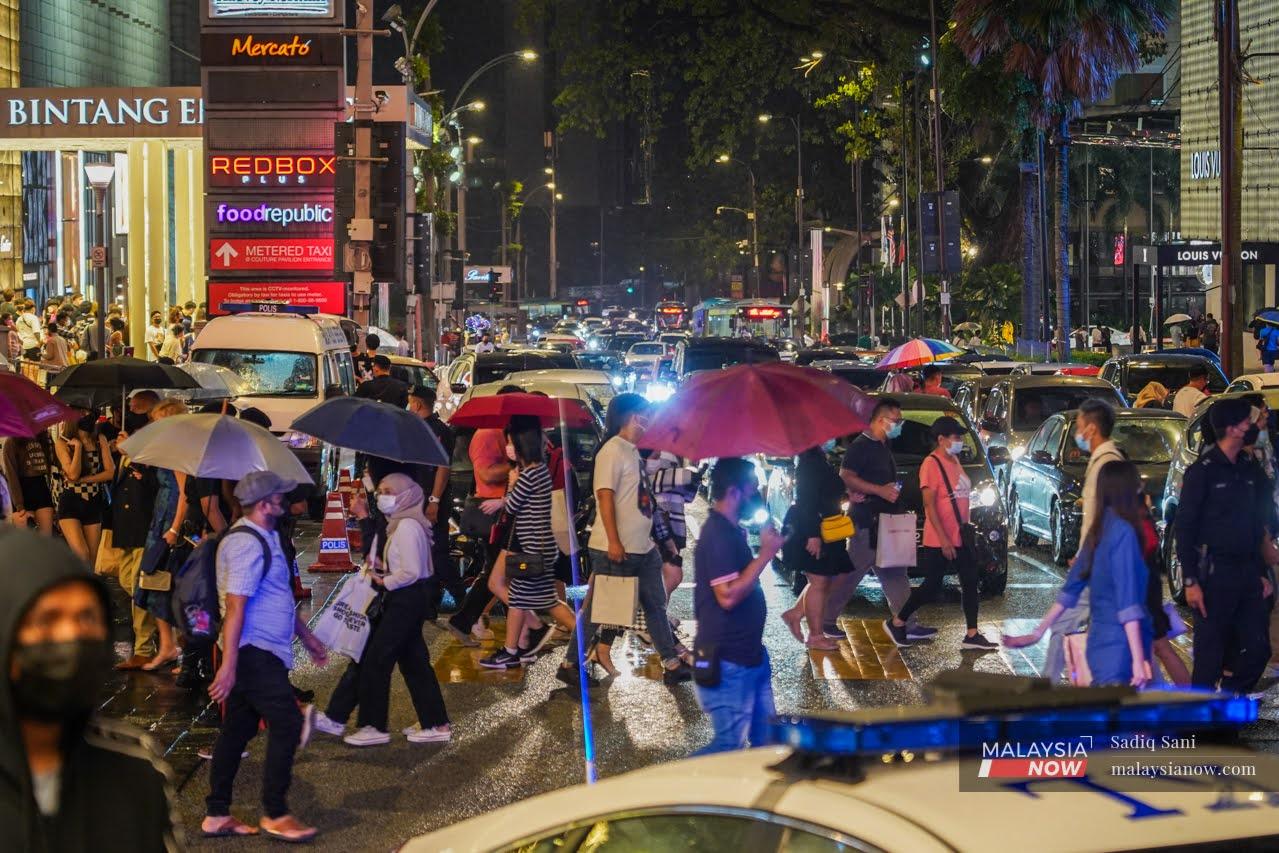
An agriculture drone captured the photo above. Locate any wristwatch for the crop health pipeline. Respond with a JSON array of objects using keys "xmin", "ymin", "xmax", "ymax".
[{"xmin": 427, "ymin": 496, "xmax": 440, "ymax": 504}]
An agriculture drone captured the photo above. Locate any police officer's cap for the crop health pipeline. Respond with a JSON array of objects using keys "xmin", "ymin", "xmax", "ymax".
[{"xmin": 1208, "ymin": 397, "xmax": 1252, "ymax": 432}]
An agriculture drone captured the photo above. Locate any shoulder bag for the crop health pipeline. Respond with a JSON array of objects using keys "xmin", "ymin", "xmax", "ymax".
[
  {"xmin": 503, "ymin": 508, "xmax": 548, "ymax": 578},
  {"xmin": 932, "ymin": 455, "xmax": 977, "ymax": 553}
]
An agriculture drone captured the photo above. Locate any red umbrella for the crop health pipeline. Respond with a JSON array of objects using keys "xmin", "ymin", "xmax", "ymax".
[
  {"xmin": 0, "ymin": 373, "xmax": 79, "ymax": 438},
  {"xmin": 448, "ymin": 393, "xmax": 595, "ymax": 429},
  {"xmin": 638, "ymin": 362, "xmax": 873, "ymax": 460}
]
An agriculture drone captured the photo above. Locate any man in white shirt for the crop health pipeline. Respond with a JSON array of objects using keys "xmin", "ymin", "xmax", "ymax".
[
  {"xmin": 1040, "ymin": 399, "xmax": 1125, "ymax": 680},
  {"xmin": 1172, "ymin": 365, "xmax": 1209, "ymax": 418},
  {"xmin": 15, "ymin": 301, "xmax": 42, "ymax": 359},
  {"xmin": 143, "ymin": 312, "xmax": 165, "ymax": 361}
]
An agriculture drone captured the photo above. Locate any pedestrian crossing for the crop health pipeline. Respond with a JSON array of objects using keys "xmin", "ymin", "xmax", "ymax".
[{"xmin": 806, "ymin": 618, "xmax": 913, "ymax": 680}]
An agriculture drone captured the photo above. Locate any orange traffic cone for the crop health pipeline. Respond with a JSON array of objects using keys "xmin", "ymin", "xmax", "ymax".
[
  {"xmin": 337, "ymin": 468, "xmax": 356, "ymax": 512},
  {"xmin": 308, "ymin": 492, "xmax": 356, "ymax": 573}
]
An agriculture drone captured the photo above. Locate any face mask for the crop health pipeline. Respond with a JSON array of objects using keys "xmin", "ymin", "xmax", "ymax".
[
  {"xmin": 362, "ymin": 474, "xmax": 375, "ymax": 492},
  {"xmin": 1074, "ymin": 432, "xmax": 1090, "ymax": 452},
  {"xmin": 376, "ymin": 494, "xmax": 398, "ymax": 514},
  {"xmin": 505, "ymin": 443, "xmax": 517, "ymax": 462},
  {"xmin": 885, "ymin": 421, "xmax": 903, "ymax": 440},
  {"xmin": 1244, "ymin": 425, "xmax": 1261, "ymax": 446},
  {"xmin": 821, "ymin": 438, "xmax": 837, "ymax": 453},
  {"xmin": 77, "ymin": 415, "xmax": 96, "ymax": 432},
  {"xmin": 1257, "ymin": 428, "xmax": 1271, "ymax": 448},
  {"xmin": 947, "ymin": 439, "xmax": 964, "ymax": 456},
  {"xmin": 11, "ymin": 639, "xmax": 113, "ymax": 722}
]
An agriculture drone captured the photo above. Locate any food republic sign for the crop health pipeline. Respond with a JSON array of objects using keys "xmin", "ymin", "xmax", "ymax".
[{"xmin": 215, "ymin": 201, "xmax": 333, "ymax": 227}]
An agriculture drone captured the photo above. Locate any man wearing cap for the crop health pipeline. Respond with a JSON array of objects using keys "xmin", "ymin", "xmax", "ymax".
[
  {"xmin": 354, "ymin": 355, "xmax": 409, "ymax": 409},
  {"xmin": 202, "ymin": 471, "xmax": 327, "ymax": 842},
  {"xmin": 408, "ymin": 384, "xmax": 459, "ymax": 604},
  {"xmin": 1176, "ymin": 397, "xmax": 1278, "ymax": 693}
]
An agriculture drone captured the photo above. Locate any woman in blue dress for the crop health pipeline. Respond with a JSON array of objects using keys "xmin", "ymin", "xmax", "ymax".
[{"xmin": 1005, "ymin": 460, "xmax": 1153, "ymax": 687}]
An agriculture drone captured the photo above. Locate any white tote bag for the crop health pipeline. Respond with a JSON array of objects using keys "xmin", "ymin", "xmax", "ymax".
[
  {"xmin": 551, "ymin": 488, "xmax": 575, "ymax": 554},
  {"xmin": 591, "ymin": 574, "xmax": 639, "ymax": 628},
  {"xmin": 875, "ymin": 512, "xmax": 918, "ymax": 567},
  {"xmin": 312, "ymin": 573, "xmax": 379, "ymax": 661}
]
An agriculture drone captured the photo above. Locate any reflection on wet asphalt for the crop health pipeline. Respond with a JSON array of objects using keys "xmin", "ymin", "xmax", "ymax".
[{"xmin": 100, "ymin": 508, "xmax": 1279, "ymax": 850}]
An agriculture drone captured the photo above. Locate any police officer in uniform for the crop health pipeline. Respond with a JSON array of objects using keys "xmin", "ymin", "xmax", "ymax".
[{"xmin": 1176, "ymin": 397, "xmax": 1277, "ymax": 693}]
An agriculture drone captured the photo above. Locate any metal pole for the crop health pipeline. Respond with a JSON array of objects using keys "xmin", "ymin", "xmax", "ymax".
[
  {"xmin": 854, "ymin": 158, "xmax": 863, "ymax": 335},
  {"xmin": 1083, "ymin": 146, "xmax": 1090, "ymax": 341},
  {"xmin": 1155, "ymin": 264, "xmax": 1165, "ymax": 351},
  {"xmin": 794, "ymin": 117, "xmax": 804, "ymax": 262},
  {"xmin": 749, "ymin": 169, "xmax": 760, "ymax": 298},
  {"xmin": 549, "ymin": 190, "xmax": 558, "ymax": 299},
  {"xmin": 901, "ymin": 77, "xmax": 911, "ymax": 340},
  {"xmin": 1218, "ymin": 0, "xmax": 1243, "ymax": 376},
  {"xmin": 93, "ymin": 186, "xmax": 106, "ymax": 361},
  {"xmin": 351, "ymin": 0, "xmax": 374, "ymax": 328},
  {"xmin": 1036, "ymin": 130, "xmax": 1052, "ymax": 343},
  {"xmin": 927, "ymin": 0, "xmax": 950, "ymax": 340},
  {"xmin": 500, "ymin": 191, "xmax": 508, "ymax": 267},
  {"xmin": 1132, "ymin": 259, "xmax": 1142, "ymax": 354},
  {"xmin": 598, "ymin": 207, "xmax": 605, "ymax": 290},
  {"xmin": 914, "ymin": 78, "xmax": 926, "ymax": 334}
]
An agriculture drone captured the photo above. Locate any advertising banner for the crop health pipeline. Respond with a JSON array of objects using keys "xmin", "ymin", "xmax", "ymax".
[
  {"xmin": 209, "ymin": 237, "xmax": 334, "ymax": 271},
  {"xmin": 208, "ymin": 280, "xmax": 345, "ymax": 314}
]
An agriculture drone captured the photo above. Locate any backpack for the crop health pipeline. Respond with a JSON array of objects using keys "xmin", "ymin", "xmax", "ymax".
[{"xmin": 171, "ymin": 526, "xmax": 270, "ymax": 641}]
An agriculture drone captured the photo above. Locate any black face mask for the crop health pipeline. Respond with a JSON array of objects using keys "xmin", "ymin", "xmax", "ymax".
[
  {"xmin": 1244, "ymin": 425, "xmax": 1261, "ymax": 446},
  {"xmin": 76, "ymin": 415, "xmax": 96, "ymax": 433},
  {"xmin": 123, "ymin": 411, "xmax": 148, "ymax": 433},
  {"xmin": 11, "ymin": 639, "xmax": 113, "ymax": 722}
]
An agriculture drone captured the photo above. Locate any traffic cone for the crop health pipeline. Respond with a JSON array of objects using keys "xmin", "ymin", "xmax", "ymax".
[
  {"xmin": 308, "ymin": 492, "xmax": 356, "ymax": 573},
  {"xmin": 337, "ymin": 468, "xmax": 356, "ymax": 512}
]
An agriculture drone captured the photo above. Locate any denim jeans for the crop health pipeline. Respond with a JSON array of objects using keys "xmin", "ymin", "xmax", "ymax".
[
  {"xmin": 571, "ymin": 548, "xmax": 679, "ymax": 662},
  {"xmin": 694, "ymin": 650, "xmax": 775, "ymax": 755},
  {"xmin": 1045, "ymin": 590, "xmax": 1090, "ymax": 682}
]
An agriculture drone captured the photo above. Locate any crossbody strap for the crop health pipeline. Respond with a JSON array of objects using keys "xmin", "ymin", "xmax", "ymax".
[{"xmin": 931, "ymin": 455, "xmax": 964, "ymax": 531}]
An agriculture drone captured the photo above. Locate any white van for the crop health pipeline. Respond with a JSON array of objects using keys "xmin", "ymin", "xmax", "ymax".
[{"xmin": 190, "ymin": 311, "xmax": 357, "ymax": 515}]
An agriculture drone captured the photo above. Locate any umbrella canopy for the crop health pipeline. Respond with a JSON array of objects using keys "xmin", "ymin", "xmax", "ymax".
[
  {"xmin": 50, "ymin": 357, "xmax": 201, "ymax": 392},
  {"xmin": 290, "ymin": 397, "xmax": 449, "ymax": 466},
  {"xmin": 637, "ymin": 362, "xmax": 872, "ymax": 461},
  {"xmin": 875, "ymin": 338, "xmax": 962, "ymax": 370},
  {"xmin": 178, "ymin": 361, "xmax": 253, "ymax": 400},
  {"xmin": 449, "ymin": 393, "xmax": 595, "ymax": 429},
  {"xmin": 953, "ymin": 321, "xmax": 981, "ymax": 332},
  {"xmin": 1163, "ymin": 313, "xmax": 1192, "ymax": 325},
  {"xmin": 119, "ymin": 413, "xmax": 312, "ymax": 483},
  {"xmin": 0, "ymin": 373, "xmax": 79, "ymax": 438},
  {"xmin": 1253, "ymin": 308, "xmax": 1279, "ymax": 329}
]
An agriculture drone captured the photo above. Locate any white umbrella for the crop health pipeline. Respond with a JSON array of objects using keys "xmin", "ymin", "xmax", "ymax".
[
  {"xmin": 1164, "ymin": 313, "xmax": 1192, "ymax": 325},
  {"xmin": 177, "ymin": 362, "xmax": 253, "ymax": 400},
  {"xmin": 119, "ymin": 413, "xmax": 312, "ymax": 483}
]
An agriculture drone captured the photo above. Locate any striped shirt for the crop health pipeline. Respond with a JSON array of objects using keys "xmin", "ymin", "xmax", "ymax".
[{"xmin": 506, "ymin": 463, "xmax": 559, "ymax": 562}]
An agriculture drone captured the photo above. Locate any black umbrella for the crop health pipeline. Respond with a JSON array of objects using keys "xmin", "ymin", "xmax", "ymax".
[
  {"xmin": 49, "ymin": 357, "xmax": 200, "ymax": 391},
  {"xmin": 290, "ymin": 396, "xmax": 449, "ymax": 466}
]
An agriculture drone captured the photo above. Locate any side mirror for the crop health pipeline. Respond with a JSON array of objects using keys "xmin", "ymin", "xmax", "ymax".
[
  {"xmin": 1031, "ymin": 449, "xmax": 1054, "ymax": 465},
  {"xmin": 987, "ymin": 446, "xmax": 1011, "ymax": 466},
  {"xmin": 324, "ymin": 383, "xmax": 344, "ymax": 400},
  {"xmin": 451, "ymin": 382, "xmax": 467, "ymax": 395},
  {"xmin": 980, "ymin": 416, "xmax": 1002, "ymax": 434}
]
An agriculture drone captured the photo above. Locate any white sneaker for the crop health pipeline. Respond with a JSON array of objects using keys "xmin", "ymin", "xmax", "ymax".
[
  {"xmin": 312, "ymin": 711, "xmax": 346, "ymax": 737},
  {"xmin": 404, "ymin": 724, "xmax": 452, "ymax": 743},
  {"xmin": 343, "ymin": 726, "xmax": 390, "ymax": 747},
  {"xmin": 471, "ymin": 622, "xmax": 495, "ymax": 641}
]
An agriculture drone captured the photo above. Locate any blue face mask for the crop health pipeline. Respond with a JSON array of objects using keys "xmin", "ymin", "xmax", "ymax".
[
  {"xmin": 886, "ymin": 421, "xmax": 903, "ymax": 440},
  {"xmin": 1074, "ymin": 432, "xmax": 1090, "ymax": 452},
  {"xmin": 821, "ymin": 438, "xmax": 837, "ymax": 453}
]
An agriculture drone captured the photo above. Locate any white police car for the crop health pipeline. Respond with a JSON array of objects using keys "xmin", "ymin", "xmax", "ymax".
[{"xmin": 405, "ymin": 675, "xmax": 1279, "ymax": 852}]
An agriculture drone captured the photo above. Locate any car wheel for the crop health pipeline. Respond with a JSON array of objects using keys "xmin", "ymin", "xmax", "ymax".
[
  {"xmin": 1050, "ymin": 503, "xmax": 1070, "ymax": 566},
  {"xmin": 980, "ymin": 569, "xmax": 1008, "ymax": 596},
  {"xmin": 1010, "ymin": 491, "xmax": 1036, "ymax": 547},
  {"xmin": 1165, "ymin": 529, "xmax": 1186, "ymax": 604}
]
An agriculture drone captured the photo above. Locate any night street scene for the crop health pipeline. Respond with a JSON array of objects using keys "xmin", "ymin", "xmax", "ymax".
[{"xmin": 6, "ymin": 0, "xmax": 1279, "ymax": 850}]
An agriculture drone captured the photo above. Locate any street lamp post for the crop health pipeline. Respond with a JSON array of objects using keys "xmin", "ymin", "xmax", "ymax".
[
  {"xmin": 83, "ymin": 162, "xmax": 114, "ymax": 361},
  {"xmin": 715, "ymin": 155, "xmax": 759, "ymax": 297},
  {"xmin": 520, "ymin": 181, "xmax": 559, "ymax": 299},
  {"xmin": 758, "ymin": 113, "xmax": 803, "ymax": 285}
]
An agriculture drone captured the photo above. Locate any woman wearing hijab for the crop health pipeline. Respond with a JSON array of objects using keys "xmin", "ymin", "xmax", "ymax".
[
  {"xmin": 318, "ymin": 473, "xmax": 451, "ymax": 747},
  {"xmin": 1133, "ymin": 381, "xmax": 1170, "ymax": 410}
]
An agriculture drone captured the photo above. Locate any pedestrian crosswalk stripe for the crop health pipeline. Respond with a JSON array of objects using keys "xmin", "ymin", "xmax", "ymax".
[{"xmin": 806, "ymin": 619, "xmax": 913, "ymax": 680}]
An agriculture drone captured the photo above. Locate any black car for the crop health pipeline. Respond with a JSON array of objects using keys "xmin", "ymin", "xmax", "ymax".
[
  {"xmin": 1099, "ymin": 353, "xmax": 1228, "ymax": 406},
  {"xmin": 810, "ymin": 359, "xmax": 883, "ymax": 391},
  {"xmin": 867, "ymin": 392, "xmax": 1011, "ymax": 595},
  {"xmin": 1158, "ymin": 387, "xmax": 1279, "ymax": 602},
  {"xmin": 672, "ymin": 337, "xmax": 779, "ymax": 383},
  {"xmin": 1008, "ymin": 409, "xmax": 1186, "ymax": 565},
  {"xmin": 440, "ymin": 348, "xmax": 578, "ymax": 397},
  {"xmin": 796, "ymin": 346, "xmax": 867, "ymax": 366},
  {"xmin": 610, "ymin": 331, "xmax": 650, "ymax": 353},
  {"xmin": 953, "ymin": 375, "xmax": 1004, "ymax": 428}
]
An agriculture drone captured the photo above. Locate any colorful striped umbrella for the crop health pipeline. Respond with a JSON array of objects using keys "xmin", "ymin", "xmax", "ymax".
[{"xmin": 874, "ymin": 337, "xmax": 962, "ymax": 370}]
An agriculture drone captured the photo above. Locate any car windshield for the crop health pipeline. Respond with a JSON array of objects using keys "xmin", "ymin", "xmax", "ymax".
[
  {"xmin": 577, "ymin": 353, "xmax": 621, "ymax": 371},
  {"xmin": 632, "ymin": 343, "xmax": 663, "ymax": 355},
  {"xmin": 887, "ymin": 408, "xmax": 981, "ymax": 464},
  {"xmin": 475, "ymin": 354, "xmax": 575, "ymax": 385},
  {"xmin": 191, "ymin": 349, "xmax": 318, "ymax": 397},
  {"xmin": 1108, "ymin": 418, "xmax": 1184, "ymax": 464},
  {"xmin": 1012, "ymin": 387, "xmax": 1113, "ymax": 431},
  {"xmin": 1124, "ymin": 363, "xmax": 1227, "ymax": 396},
  {"xmin": 829, "ymin": 368, "xmax": 883, "ymax": 390},
  {"xmin": 613, "ymin": 334, "xmax": 647, "ymax": 349},
  {"xmin": 683, "ymin": 346, "xmax": 779, "ymax": 374}
]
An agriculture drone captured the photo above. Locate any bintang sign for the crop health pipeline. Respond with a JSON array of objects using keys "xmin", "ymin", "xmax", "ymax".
[{"xmin": 0, "ymin": 88, "xmax": 203, "ymax": 141}]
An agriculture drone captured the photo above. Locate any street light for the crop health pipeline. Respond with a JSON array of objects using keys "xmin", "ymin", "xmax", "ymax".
[
  {"xmin": 449, "ymin": 50, "xmax": 539, "ymax": 112},
  {"xmin": 756, "ymin": 113, "xmax": 804, "ymax": 272},
  {"xmin": 979, "ymin": 155, "xmax": 993, "ymax": 165},
  {"xmin": 83, "ymin": 162, "xmax": 114, "ymax": 360},
  {"xmin": 715, "ymin": 156, "xmax": 760, "ymax": 297}
]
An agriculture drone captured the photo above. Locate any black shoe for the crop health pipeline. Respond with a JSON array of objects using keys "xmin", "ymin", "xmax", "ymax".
[
  {"xmin": 516, "ymin": 645, "xmax": 539, "ymax": 663},
  {"xmin": 662, "ymin": 661, "xmax": 693, "ymax": 685},
  {"xmin": 883, "ymin": 619, "xmax": 912, "ymax": 648},
  {"xmin": 961, "ymin": 632, "xmax": 999, "ymax": 651},
  {"xmin": 479, "ymin": 649, "xmax": 523, "ymax": 669},
  {"xmin": 556, "ymin": 664, "xmax": 599, "ymax": 689},
  {"xmin": 906, "ymin": 624, "xmax": 938, "ymax": 640},
  {"xmin": 525, "ymin": 624, "xmax": 553, "ymax": 657}
]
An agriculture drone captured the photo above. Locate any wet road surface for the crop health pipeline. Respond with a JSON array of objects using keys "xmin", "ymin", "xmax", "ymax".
[{"xmin": 100, "ymin": 509, "xmax": 1279, "ymax": 850}]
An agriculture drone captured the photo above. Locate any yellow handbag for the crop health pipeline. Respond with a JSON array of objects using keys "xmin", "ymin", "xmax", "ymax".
[{"xmin": 819, "ymin": 514, "xmax": 855, "ymax": 543}]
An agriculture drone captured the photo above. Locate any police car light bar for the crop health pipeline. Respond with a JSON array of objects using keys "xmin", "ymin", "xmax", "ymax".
[
  {"xmin": 770, "ymin": 691, "xmax": 1256, "ymax": 757},
  {"xmin": 220, "ymin": 302, "xmax": 320, "ymax": 316}
]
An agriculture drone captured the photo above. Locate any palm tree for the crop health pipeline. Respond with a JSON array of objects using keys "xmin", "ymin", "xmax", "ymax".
[{"xmin": 952, "ymin": 0, "xmax": 1174, "ymax": 359}]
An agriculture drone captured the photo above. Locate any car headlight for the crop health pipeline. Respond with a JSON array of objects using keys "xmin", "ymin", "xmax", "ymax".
[
  {"xmin": 1009, "ymin": 445, "xmax": 1026, "ymax": 460},
  {"xmin": 645, "ymin": 383, "xmax": 674, "ymax": 403},
  {"xmin": 283, "ymin": 430, "xmax": 320, "ymax": 449},
  {"xmin": 611, "ymin": 375, "xmax": 625, "ymax": 388},
  {"xmin": 976, "ymin": 485, "xmax": 998, "ymax": 507},
  {"xmin": 752, "ymin": 507, "xmax": 770, "ymax": 525}
]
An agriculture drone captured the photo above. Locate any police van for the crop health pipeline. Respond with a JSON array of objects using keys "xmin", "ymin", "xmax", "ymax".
[
  {"xmin": 190, "ymin": 305, "xmax": 357, "ymax": 517},
  {"xmin": 404, "ymin": 674, "xmax": 1279, "ymax": 852}
]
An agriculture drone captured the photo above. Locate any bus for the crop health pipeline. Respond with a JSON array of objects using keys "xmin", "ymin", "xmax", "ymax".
[
  {"xmin": 702, "ymin": 299, "xmax": 793, "ymax": 340},
  {"xmin": 655, "ymin": 300, "xmax": 688, "ymax": 329}
]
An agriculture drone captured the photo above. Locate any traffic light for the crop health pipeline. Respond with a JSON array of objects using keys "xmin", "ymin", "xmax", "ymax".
[
  {"xmin": 626, "ymin": 285, "xmax": 635, "ymax": 294},
  {"xmin": 488, "ymin": 270, "xmax": 502, "ymax": 303}
]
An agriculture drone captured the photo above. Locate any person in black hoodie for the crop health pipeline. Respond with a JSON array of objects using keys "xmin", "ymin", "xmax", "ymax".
[{"xmin": 0, "ymin": 527, "xmax": 179, "ymax": 851}]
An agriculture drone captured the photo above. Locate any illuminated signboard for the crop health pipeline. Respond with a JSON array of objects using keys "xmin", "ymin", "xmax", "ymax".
[
  {"xmin": 208, "ymin": 281, "xmax": 345, "ymax": 315},
  {"xmin": 744, "ymin": 306, "xmax": 785, "ymax": 320},
  {"xmin": 658, "ymin": 306, "xmax": 685, "ymax": 314},
  {"xmin": 208, "ymin": 152, "xmax": 336, "ymax": 187},
  {"xmin": 214, "ymin": 200, "xmax": 333, "ymax": 226},
  {"xmin": 209, "ymin": 237, "xmax": 334, "ymax": 272},
  {"xmin": 202, "ymin": 33, "xmax": 344, "ymax": 66},
  {"xmin": 209, "ymin": 0, "xmax": 333, "ymax": 17}
]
